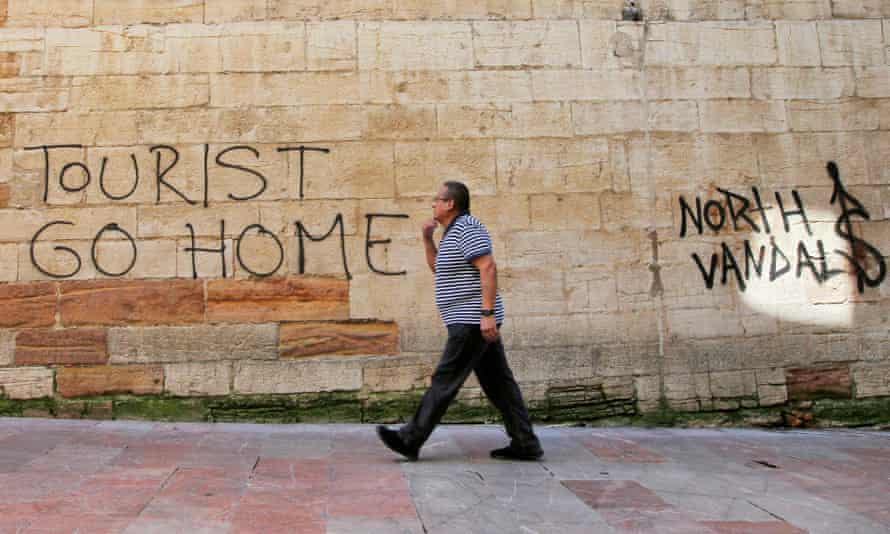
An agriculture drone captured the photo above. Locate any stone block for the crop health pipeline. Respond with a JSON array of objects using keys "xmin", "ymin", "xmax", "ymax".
[
  {"xmin": 395, "ymin": 140, "xmax": 496, "ymax": 198},
  {"xmin": 531, "ymin": 0, "xmax": 621, "ymax": 19},
  {"xmin": 709, "ymin": 370, "xmax": 756, "ymax": 398},
  {"xmin": 508, "ymin": 347, "xmax": 597, "ymax": 383},
  {"xmin": 393, "ymin": 71, "xmax": 532, "ymax": 104},
  {"xmin": 14, "ymin": 112, "xmax": 140, "ymax": 147},
  {"xmin": 358, "ymin": 22, "xmax": 473, "ymax": 71},
  {"xmin": 280, "ymin": 321, "xmax": 398, "ymax": 358},
  {"xmin": 663, "ymin": 373, "xmax": 710, "ymax": 402},
  {"xmin": 473, "ymin": 21, "xmax": 581, "ymax": 68},
  {"xmin": 94, "ymin": 0, "xmax": 204, "ymax": 25},
  {"xmin": 700, "ymin": 100, "xmax": 787, "ymax": 133},
  {"xmin": 270, "ymin": 0, "xmax": 394, "ymax": 19},
  {"xmin": 69, "ymin": 75, "xmax": 209, "ymax": 111},
  {"xmin": 219, "ymin": 22, "xmax": 306, "ymax": 72},
  {"xmin": 817, "ymin": 21, "xmax": 885, "ymax": 67},
  {"xmin": 752, "ymin": 68, "xmax": 854, "ymax": 100},
  {"xmin": 0, "ymin": 330, "xmax": 13, "ymax": 366},
  {"xmin": 851, "ymin": 363, "xmax": 890, "ymax": 398},
  {"xmin": 15, "ymin": 328, "xmax": 108, "ymax": 366},
  {"xmin": 108, "ymin": 324, "xmax": 278, "ymax": 364},
  {"xmin": 4, "ymin": 0, "xmax": 91, "ymax": 27},
  {"xmin": 667, "ymin": 308, "xmax": 744, "ymax": 339},
  {"xmin": 393, "ymin": 0, "xmax": 532, "ymax": 19},
  {"xmin": 788, "ymin": 99, "xmax": 880, "ymax": 132},
  {"xmin": 775, "ymin": 22, "xmax": 821, "ymax": 67},
  {"xmin": 530, "ymin": 193, "xmax": 601, "ymax": 230},
  {"xmin": 44, "ymin": 26, "xmax": 169, "ymax": 77},
  {"xmin": 164, "ymin": 362, "xmax": 232, "ymax": 396},
  {"xmin": 757, "ymin": 384, "xmax": 788, "ymax": 406},
  {"xmin": 308, "ymin": 21, "xmax": 357, "ymax": 71},
  {"xmin": 205, "ymin": 0, "xmax": 268, "ymax": 22},
  {"xmin": 286, "ymin": 141, "xmax": 394, "ymax": 199},
  {"xmin": 363, "ymin": 105, "xmax": 436, "ymax": 140},
  {"xmin": 573, "ymin": 100, "xmax": 698, "ymax": 135},
  {"xmin": 59, "ymin": 279, "xmax": 204, "ymax": 326},
  {"xmin": 856, "ymin": 67, "xmax": 890, "ymax": 98},
  {"xmin": 0, "ymin": 243, "xmax": 15, "ymax": 282},
  {"xmin": 500, "ymin": 270, "xmax": 565, "ymax": 314},
  {"xmin": 362, "ymin": 354, "xmax": 433, "ymax": 392},
  {"xmin": 786, "ymin": 365, "xmax": 852, "ymax": 400},
  {"xmin": 437, "ymin": 102, "xmax": 572, "ymax": 139},
  {"xmin": 469, "ymin": 195, "xmax": 531, "ymax": 232},
  {"xmin": 746, "ymin": 0, "xmax": 831, "ymax": 19},
  {"xmin": 531, "ymin": 69, "xmax": 640, "ymax": 101},
  {"xmin": 206, "ymin": 276, "xmax": 348, "ymax": 322},
  {"xmin": 211, "ymin": 72, "xmax": 389, "ymax": 107},
  {"xmin": 0, "ymin": 281, "xmax": 56, "ymax": 328},
  {"xmin": 56, "ymin": 365, "xmax": 164, "ymax": 397},
  {"xmin": 580, "ymin": 21, "xmax": 642, "ymax": 70},
  {"xmin": 0, "ymin": 114, "xmax": 11, "ymax": 147},
  {"xmin": 496, "ymin": 138, "xmax": 614, "ymax": 195},
  {"xmin": 831, "ymin": 0, "xmax": 890, "ymax": 18},
  {"xmin": 756, "ymin": 132, "xmax": 869, "ymax": 188},
  {"xmin": 645, "ymin": 22, "xmax": 776, "ymax": 66},
  {"xmin": 0, "ymin": 367, "xmax": 53, "ymax": 399},
  {"xmin": 254, "ymin": 106, "xmax": 367, "ymax": 143},
  {"xmin": 0, "ymin": 78, "xmax": 69, "ymax": 113},
  {"xmin": 234, "ymin": 358, "xmax": 363, "ymax": 394},
  {"xmin": 566, "ymin": 270, "xmax": 618, "ymax": 313},
  {"xmin": 0, "ymin": 29, "xmax": 43, "ymax": 53},
  {"xmin": 137, "ymin": 203, "xmax": 258, "ymax": 238}
]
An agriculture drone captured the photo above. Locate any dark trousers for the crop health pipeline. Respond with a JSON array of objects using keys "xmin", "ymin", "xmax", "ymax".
[{"xmin": 398, "ymin": 324, "xmax": 541, "ymax": 452}]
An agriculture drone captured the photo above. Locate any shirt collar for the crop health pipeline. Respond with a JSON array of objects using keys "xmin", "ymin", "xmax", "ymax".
[{"xmin": 441, "ymin": 211, "xmax": 468, "ymax": 240}]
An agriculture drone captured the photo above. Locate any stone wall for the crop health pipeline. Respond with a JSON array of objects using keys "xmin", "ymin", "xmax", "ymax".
[{"xmin": 0, "ymin": 0, "xmax": 888, "ymax": 425}]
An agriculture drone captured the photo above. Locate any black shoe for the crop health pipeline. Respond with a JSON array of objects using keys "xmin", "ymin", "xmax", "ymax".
[
  {"xmin": 376, "ymin": 426, "xmax": 419, "ymax": 461},
  {"xmin": 490, "ymin": 445, "xmax": 543, "ymax": 461}
]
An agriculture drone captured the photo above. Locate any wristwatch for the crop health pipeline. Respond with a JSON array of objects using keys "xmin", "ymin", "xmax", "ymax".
[{"xmin": 480, "ymin": 309, "xmax": 495, "ymax": 316}]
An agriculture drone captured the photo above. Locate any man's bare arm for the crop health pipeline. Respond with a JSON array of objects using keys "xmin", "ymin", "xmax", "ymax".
[
  {"xmin": 471, "ymin": 253, "xmax": 499, "ymax": 342},
  {"xmin": 422, "ymin": 220, "xmax": 437, "ymax": 273}
]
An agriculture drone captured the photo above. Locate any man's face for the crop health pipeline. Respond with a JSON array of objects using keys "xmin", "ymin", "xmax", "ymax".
[{"xmin": 432, "ymin": 185, "xmax": 454, "ymax": 223}]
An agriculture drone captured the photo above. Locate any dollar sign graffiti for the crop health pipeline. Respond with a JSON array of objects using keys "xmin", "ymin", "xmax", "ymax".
[{"xmin": 827, "ymin": 161, "xmax": 886, "ymax": 293}]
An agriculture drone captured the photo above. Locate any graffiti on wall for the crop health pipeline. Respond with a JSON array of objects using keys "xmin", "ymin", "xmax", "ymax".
[
  {"xmin": 24, "ymin": 144, "xmax": 410, "ymax": 280},
  {"xmin": 678, "ymin": 162, "xmax": 886, "ymax": 293}
]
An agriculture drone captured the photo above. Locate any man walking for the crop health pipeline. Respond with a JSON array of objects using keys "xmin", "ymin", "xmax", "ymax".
[{"xmin": 376, "ymin": 181, "xmax": 543, "ymax": 461}]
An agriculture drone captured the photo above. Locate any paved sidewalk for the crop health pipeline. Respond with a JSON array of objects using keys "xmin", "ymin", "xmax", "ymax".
[{"xmin": 0, "ymin": 418, "xmax": 888, "ymax": 533}]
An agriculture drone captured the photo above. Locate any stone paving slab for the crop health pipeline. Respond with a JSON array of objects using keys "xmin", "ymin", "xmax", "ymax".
[{"xmin": 0, "ymin": 419, "xmax": 888, "ymax": 533}]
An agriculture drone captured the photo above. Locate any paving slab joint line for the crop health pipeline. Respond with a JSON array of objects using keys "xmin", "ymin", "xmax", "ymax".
[{"xmin": 747, "ymin": 498, "xmax": 790, "ymax": 523}]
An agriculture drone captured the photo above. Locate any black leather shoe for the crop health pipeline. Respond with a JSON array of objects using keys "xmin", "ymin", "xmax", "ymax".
[
  {"xmin": 376, "ymin": 426, "xmax": 419, "ymax": 461},
  {"xmin": 490, "ymin": 445, "xmax": 543, "ymax": 461}
]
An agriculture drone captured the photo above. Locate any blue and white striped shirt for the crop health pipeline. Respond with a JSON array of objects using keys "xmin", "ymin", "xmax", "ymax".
[{"xmin": 434, "ymin": 213, "xmax": 505, "ymax": 326}]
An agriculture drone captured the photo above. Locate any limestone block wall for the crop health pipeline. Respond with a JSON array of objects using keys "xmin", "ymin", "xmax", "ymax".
[{"xmin": 0, "ymin": 0, "xmax": 888, "ymax": 424}]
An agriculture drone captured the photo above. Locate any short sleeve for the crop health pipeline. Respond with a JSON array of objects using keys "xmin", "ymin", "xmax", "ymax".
[{"xmin": 459, "ymin": 222, "xmax": 493, "ymax": 261}]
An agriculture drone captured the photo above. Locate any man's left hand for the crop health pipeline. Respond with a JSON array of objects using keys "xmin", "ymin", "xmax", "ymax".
[{"xmin": 480, "ymin": 315, "xmax": 499, "ymax": 343}]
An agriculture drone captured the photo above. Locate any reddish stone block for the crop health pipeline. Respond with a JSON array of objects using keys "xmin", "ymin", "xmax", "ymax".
[
  {"xmin": 0, "ymin": 282, "xmax": 57, "ymax": 328},
  {"xmin": 60, "ymin": 279, "xmax": 204, "ymax": 326},
  {"xmin": 561, "ymin": 480, "xmax": 669, "ymax": 510},
  {"xmin": 786, "ymin": 366, "xmax": 852, "ymax": 401},
  {"xmin": 280, "ymin": 321, "xmax": 398, "ymax": 358},
  {"xmin": 207, "ymin": 276, "xmax": 348, "ymax": 322},
  {"xmin": 56, "ymin": 365, "xmax": 163, "ymax": 398},
  {"xmin": 0, "ymin": 53, "xmax": 17, "ymax": 78},
  {"xmin": 0, "ymin": 183, "xmax": 9, "ymax": 208},
  {"xmin": 0, "ymin": 113, "xmax": 11, "ymax": 147},
  {"xmin": 15, "ymin": 328, "xmax": 108, "ymax": 365}
]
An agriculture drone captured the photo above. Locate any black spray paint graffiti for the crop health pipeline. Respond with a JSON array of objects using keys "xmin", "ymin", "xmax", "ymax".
[
  {"xmin": 678, "ymin": 162, "xmax": 886, "ymax": 293},
  {"xmin": 25, "ymin": 144, "xmax": 409, "ymax": 280}
]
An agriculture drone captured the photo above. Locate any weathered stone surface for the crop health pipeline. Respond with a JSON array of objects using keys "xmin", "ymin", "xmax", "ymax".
[
  {"xmin": 207, "ymin": 277, "xmax": 348, "ymax": 322},
  {"xmin": 0, "ymin": 78, "xmax": 69, "ymax": 113},
  {"xmin": 789, "ymin": 99, "xmax": 879, "ymax": 132},
  {"xmin": 280, "ymin": 321, "xmax": 397, "ymax": 358},
  {"xmin": 0, "ymin": 330, "xmax": 14, "ymax": 366},
  {"xmin": 219, "ymin": 22, "xmax": 306, "ymax": 72},
  {"xmin": 211, "ymin": 72, "xmax": 389, "ymax": 107},
  {"xmin": 645, "ymin": 22, "xmax": 776, "ymax": 66},
  {"xmin": 395, "ymin": 140, "xmax": 496, "ymax": 197},
  {"xmin": 645, "ymin": 68, "xmax": 749, "ymax": 100},
  {"xmin": 44, "ymin": 26, "xmax": 169, "ymax": 76},
  {"xmin": 700, "ymin": 100, "xmax": 787, "ymax": 133},
  {"xmin": 308, "ymin": 21, "xmax": 357, "ymax": 71},
  {"xmin": 362, "ymin": 354, "xmax": 432, "ymax": 391},
  {"xmin": 786, "ymin": 366, "xmax": 852, "ymax": 400},
  {"xmin": 437, "ymin": 102, "xmax": 572, "ymax": 139},
  {"xmin": 94, "ymin": 0, "xmax": 204, "ymax": 25},
  {"xmin": 59, "ymin": 280, "xmax": 204, "ymax": 326},
  {"xmin": 473, "ymin": 21, "xmax": 581, "ymax": 68},
  {"xmin": 56, "ymin": 365, "xmax": 164, "ymax": 397},
  {"xmin": 0, "ymin": 184, "xmax": 9, "ymax": 208},
  {"xmin": 0, "ymin": 366, "xmax": 53, "ymax": 399},
  {"xmin": 709, "ymin": 370, "xmax": 757, "ymax": 398},
  {"xmin": 530, "ymin": 194, "xmax": 601, "ymax": 230},
  {"xmin": 15, "ymin": 328, "xmax": 108, "ymax": 365},
  {"xmin": 69, "ymin": 75, "xmax": 209, "ymax": 111},
  {"xmin": 531, "ymin": 69, "xmax": 640, "ymax": 101},
  {"xmin": 270, "ymin": 0, "xmax": 394, "ymax": 20},
  {"xmin": 747, "ymin": 0, "xmax": 831, "ymax": 19},
  {"xmin": 358, "ymin": 22, "xmax": 473, "ymax": 71},
  {"xmin": 393, "ymin": 71, "xmax": 532, "ymax": 104},
  {"xmin": 5, "ymin": 0, "xmax": 92, "ymax": 28},
  {"xmin": 363, "ymin": 105, "xmax": 436, "ymax": 140},
  {"xmin": 855, "ymin": 67, "xmax": 890, "ymax": 98},
  {"xmin": 817, "ymin": 21, "xmax": 885, "ymax": 67},
  {"xmin": 0, "ymin": 282, "xmax": 56, "ymax": 328},
  {"xmin": 205, "ymin": 0, "xmax": 267, "ymax": 22},
  {"xmin": 752, "ymin": 68, "xmax": 854, "ymax": 100},
  {"xmin": 109, "ymin": 324, "xmax": 278, "ymax": 364},
  {"xmin": 164, "ymin": 362, "xmax": 232, "ymax": 396},
  {"xmin": 234, "ymin": 358, "xmax": 363, "ymax": 394},
  {"xmin": 852, "ymin": 363, "xmax": 890, "ymax": 398},
  {"xmin": 496, "ymin": 138, "xmax": 614, "ymax": 194},
  {"xmin": 775, "ymin": 22, "xmax": 821, "ymax": 66},
  {"xmin": 14, "ymin": 112, "xmax": 141, "ymax": 147}
]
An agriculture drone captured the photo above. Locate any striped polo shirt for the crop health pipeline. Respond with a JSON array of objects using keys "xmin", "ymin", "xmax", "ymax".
[{"xmin": 434, "ymin": 212, "xmax": 505, "ymax": 326}]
